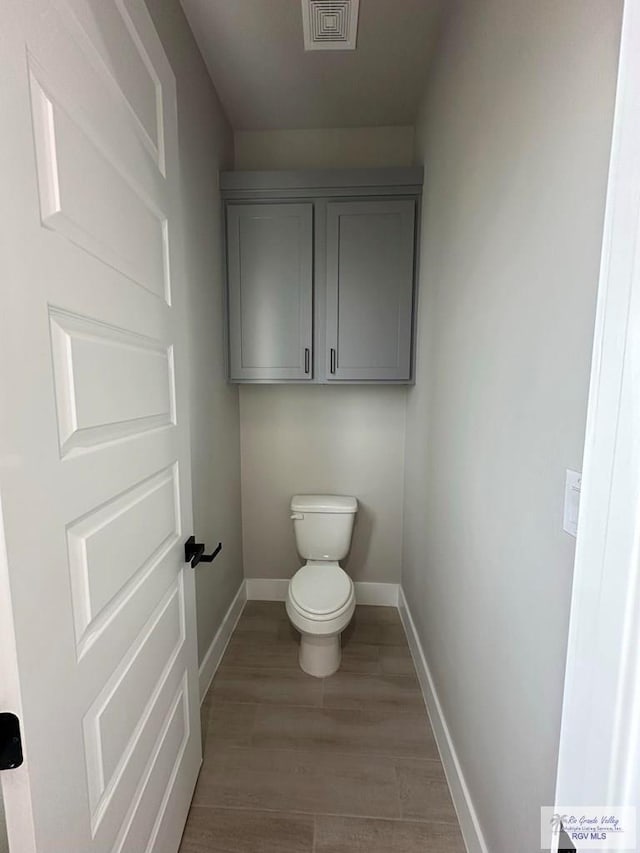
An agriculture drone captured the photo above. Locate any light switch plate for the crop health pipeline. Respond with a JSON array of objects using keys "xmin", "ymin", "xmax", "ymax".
[{"xmin": 563, "ymin": 469, "xmax": 582, "ymax": 537}]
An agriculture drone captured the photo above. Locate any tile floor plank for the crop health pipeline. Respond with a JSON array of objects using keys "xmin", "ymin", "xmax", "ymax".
[
  {"xmin": 393, "ymin": 819, "xmax": 467, "ymax": 853},
  {"xmin": 379, "ymin": 645, "xmax": 416, "ymax": 677},
  {"xmin": 395, "ymin": 759, "xmax": 459, "ymax": 823},
  {"xmin": 314, "ymin": 815, "xmax": 395, "ymax": 852},
  {"xmin": 205, "ymin": 702, "xmax": 256, "ymax": 748},
  {"xmin": 219, "ymin": 636, "xmax": 300, "ymax": 670},
  {"xmin": 323, "ymin": 672, "xmax": 423, "ymax": 711},
  {"xmin": 314, "ymin": 815, "xmax": 467, "ymax": 853},
  {"xmin": 352, "ymin": 605, "xmax": 403, "ymax": 624},
  {"xmin": 342, "ymin": 607, "xmax": 408, "ymax": 647},
  {"xmin": 179, "ymin": 806, "xmax": 314, "ymax": 853},
  {"xmin": 233, "ymin": 602, "xmax": 289, "ymax": 638},
  {"xmin": 251, "ymin": 704, "xmax": 439, "ymax": 760},
  {"xmin": 211, "ymin": 667, "xmax": 323, "ymax": 707},
  {"xmin": 338, "ymin": 642, "xmax": 382, "ymax": 674},
  {"xmin": 242, "ymin": 601, "xmax": 289, "ymax": 620},
  {"xmin": 192, "ymin": 746, "xmax": 403, "ymax": 819}
]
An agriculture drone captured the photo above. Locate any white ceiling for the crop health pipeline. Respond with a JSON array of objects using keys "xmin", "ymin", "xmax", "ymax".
[{"xmin": 179, "ymin": 0, "xmax": 444, "ymax": 131}]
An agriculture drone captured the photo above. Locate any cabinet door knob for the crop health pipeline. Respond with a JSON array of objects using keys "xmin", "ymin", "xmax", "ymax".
[
  {"xmin": 330, "ymin": 348, "xmax": 337, "ymax": 374},
  {"xmin": 304, "ymin": 347, "xmax": 310, "ymax": 374}
]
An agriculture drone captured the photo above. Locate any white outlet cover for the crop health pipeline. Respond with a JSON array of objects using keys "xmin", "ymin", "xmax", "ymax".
[{"xmin": 563, "ymin": 469, "xmax": 582, "ymax": 537}]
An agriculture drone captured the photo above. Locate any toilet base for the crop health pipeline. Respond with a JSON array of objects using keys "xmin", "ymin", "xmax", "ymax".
[{"xmin": 299, "ymin": 633, "xmax": 341, "ymax": 678}]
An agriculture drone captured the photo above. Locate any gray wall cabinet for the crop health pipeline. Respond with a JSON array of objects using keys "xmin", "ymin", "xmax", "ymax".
[
  {"xmin": 326, "ymin": 200, "xmax": 415, "ymax": 381},
  {"xmin": 222, "ymin": 169, "xmax": 423, "ymax": 384},
  {"xmin": 227, "ymin": 203, "xmax": 313, "ymax": 380}
]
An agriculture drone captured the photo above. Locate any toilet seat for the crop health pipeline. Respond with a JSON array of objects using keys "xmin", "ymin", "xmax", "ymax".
[
  {"xmin": 285, "ymin": 559, "xmax": 356, "ymax": 675},
  {"xmin": 289, "ymin": 563, "xmax": 353, "ymax": 620}
]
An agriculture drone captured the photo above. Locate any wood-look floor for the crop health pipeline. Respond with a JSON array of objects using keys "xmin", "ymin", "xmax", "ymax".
[{"xmin": 179, "ymin": 602, "xmax": 466, "ymax": 852}]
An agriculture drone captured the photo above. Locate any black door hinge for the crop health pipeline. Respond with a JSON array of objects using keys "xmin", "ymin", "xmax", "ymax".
[{"xmin": 0, "ymin": 713, "xmax": 23, "ymax": 770}]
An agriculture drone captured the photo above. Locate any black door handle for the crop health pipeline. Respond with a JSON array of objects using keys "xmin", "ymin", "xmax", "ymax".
[
  {"xmin": 0, "ymin": 713, "xmax": 23, "ymax": 770},
  {"xmin": 185, "ymin": 536, "xmax": 222, "ymax": 568}
]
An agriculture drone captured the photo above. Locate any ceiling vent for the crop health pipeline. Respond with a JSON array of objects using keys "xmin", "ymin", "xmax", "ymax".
[{"xmin": 301, "ymin": 0, "xmax": 360, "ymax": 51}]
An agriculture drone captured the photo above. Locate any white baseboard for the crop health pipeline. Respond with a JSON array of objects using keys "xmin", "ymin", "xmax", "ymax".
[
  {"xmin": 354, "ymin": 581, "xmax": 398, "ymax": 606},
  {"xmin": 245, "ymin": 577, "xmax": 289, "ymax": 601},
  {"xmin": 398, "ymin": 587, "xmax": 488, "ymax": 853},
  {"xmin": 245, "ymin": 577, "xmax": 399, "ymax": 606},
  {"xmin": 198, "ymin": 580, "xmax": 247, "ymax": 703}
]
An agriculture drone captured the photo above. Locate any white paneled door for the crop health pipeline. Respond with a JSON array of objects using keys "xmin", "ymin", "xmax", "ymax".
[{"xmin": 0, "ymin": 1, "xmax": 202, "ymax": 852}]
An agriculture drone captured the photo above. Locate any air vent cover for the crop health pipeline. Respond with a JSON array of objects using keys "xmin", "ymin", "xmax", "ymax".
[{"xmin": 301, "ymin": 0, "xmax": 360, "ymax": 51}]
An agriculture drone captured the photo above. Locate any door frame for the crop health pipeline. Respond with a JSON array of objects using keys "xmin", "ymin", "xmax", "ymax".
[{"xmin": 554, "ymin": 0, "xmax": 640, "ymax": 833}]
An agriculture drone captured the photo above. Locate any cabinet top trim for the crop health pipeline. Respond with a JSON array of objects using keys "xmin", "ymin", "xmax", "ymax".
[{"xmin": 220, "ymin": 167, "xmax": 423, "ymax": 196}]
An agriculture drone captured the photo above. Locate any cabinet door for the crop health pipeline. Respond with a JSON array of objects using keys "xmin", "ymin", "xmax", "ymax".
[
  {"xmin": 326, "ymin": 200, "xmax": 415, "ymax": 381},
  {"xmin": 227, "ymin": 203, "xmax": 313, "ymax": 380}
]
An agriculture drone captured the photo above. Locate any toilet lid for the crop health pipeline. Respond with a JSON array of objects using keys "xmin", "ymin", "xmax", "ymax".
[{"xmin": 290, "ymin": 564, "xmax": 352, "ymax": 617}]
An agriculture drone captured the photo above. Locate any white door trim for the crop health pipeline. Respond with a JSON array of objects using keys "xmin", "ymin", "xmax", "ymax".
[{"xmin": 555, "ymin": 0, "xmax": 640, "ymax": 817}]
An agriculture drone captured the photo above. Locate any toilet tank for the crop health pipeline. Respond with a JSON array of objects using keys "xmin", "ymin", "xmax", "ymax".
[{"xmin": 290, "ymin": 494, "xmax": 358, "ymax": 561}]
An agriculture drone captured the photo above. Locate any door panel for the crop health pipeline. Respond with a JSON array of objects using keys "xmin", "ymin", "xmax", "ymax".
[
  {"xmin": 49, "ymin": 309, "xmax": 176, "ymax": 455},
  {"xmin": 227, "ymin": 203, "xmax": 313, "ymax": 380},
  {"xmin": 0, "ymin": 2, "xmax": 200, "ymax": 852},
  {"xmin": 66, "ymin": 463, "xmax": 180, "ymax": 657},
  {"xmin": 326, "ymin": 199, "xmax": 415, "ymax": 381},
  {"xmin": 30, "ymin": 73, "xmax": 170, "ymax": 300},
  {"xmin": 84, "ymin": 581, "xmax": 184, "ymax": 824}
]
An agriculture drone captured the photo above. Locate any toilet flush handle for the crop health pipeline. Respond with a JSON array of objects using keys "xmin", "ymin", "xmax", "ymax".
[{"xmin": 290, "ymin": 512, "xmax": 304, "ymax": 520}]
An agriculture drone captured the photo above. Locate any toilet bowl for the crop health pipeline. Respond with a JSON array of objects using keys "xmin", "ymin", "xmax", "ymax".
[{"xmin": 286, "ymin": 494, "xmax": 358, "ymax": 677}]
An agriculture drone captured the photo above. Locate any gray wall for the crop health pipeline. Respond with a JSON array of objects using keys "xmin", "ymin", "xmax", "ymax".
[
  {"xmin": 236, "ymin": 128, "xmax": 411, "ymax": 585},
  {"xmin": 240, "ymin": 386, "xmax": 407, "ymax": 582},
  {"xmin": 402, "ymin": 1, "xmax": 622, "ymax": 851},
  {"xmin": 235, "ymin": 127, "xmax": 415, "ymax": 170},
  {"xmin": 145, "ymin": 0, "xmax": 243, "ymax": 663}
]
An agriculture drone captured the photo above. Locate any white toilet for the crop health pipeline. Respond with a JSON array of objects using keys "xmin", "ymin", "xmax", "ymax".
[{"xmin": 286, "ymin": 494, "xmax": 358, "ymax": 677}]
